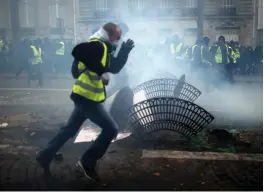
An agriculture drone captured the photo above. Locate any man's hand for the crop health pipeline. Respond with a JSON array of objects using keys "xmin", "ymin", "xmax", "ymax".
[
  {"xmin": 101, "ymin": 73, "xmax": 110, "ymax": 85},
  {"xmin": 122, "ymin": 39, "xmax": 135, "ymax": 53}
]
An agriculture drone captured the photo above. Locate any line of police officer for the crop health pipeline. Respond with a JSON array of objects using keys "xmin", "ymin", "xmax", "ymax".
[
  {"xmin": 169, "ymin": 35, "xmax": 241, "ymax": 88},
  {"xmin": 0, "ymin": 39, "xmax": 9, "ymax": 72},
  {"xmin": 14, "ymin": 39, "xmax": 65, "ymax": 86}
]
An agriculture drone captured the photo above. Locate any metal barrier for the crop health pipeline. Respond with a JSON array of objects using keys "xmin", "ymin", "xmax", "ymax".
[
  {"xmin": 128, "ymin": 97, "xmax": 214, "ymax": 139},
  {"xmin": 109, "ymin": 87, "xmax": 134, "ymax": 131},
  {"xmin": 133, "ymin": 78, "xmax": 202, "ymax": 102}
]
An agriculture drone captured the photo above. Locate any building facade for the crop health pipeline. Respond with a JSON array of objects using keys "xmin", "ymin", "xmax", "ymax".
[
  {"xmin": 77, "ymin": 0, "xmax": 257, "ymax": 46},
  {"xmin": 0, "ymin": 0, "xmax": 76, "ymax": 40},
  {"xmin": 0, "ymin": 0, "xmax": 262, "ymax": 47}
]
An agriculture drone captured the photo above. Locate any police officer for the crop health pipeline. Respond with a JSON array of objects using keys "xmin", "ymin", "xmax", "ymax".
[
  {"xmin": 0, "ymin": 38, "xmax": 5, "ymax": 72},
  {"xmin": 201, "ymin": 36, "xmax": 215, "ymax": 66},
  {"xmin": 29, "ymin": 40, "xmax": 43, "ymax": 86},
  {"xmin": 15, "ymin": 39, "xmax": 31, "ymax": 79},
  {"xmin": 170, "ymin": 34, "xmax": 184, "ymax": 58},
  {"xmin": 210, "ymin": 36, "xmax": 235, "ymax": 86},
  {"xmin": 0, "ymin": 38, "xmax": 8, "ymax": 72},
  {"xmin": 36, "ymin": 23, "xmax": 135, "ymax": 182},
  {"xmin": 200, "ymin": 36, "xmax": 216, "ymax": 91},
  {"xmin": 230, "ymin": 40, "xmax": 240, "ymax": 75},
  {"xmin": 190, "ymin": 39, "xmax": 202, "ymax": 72},
  {"xmin": 54, "ymin": 39, "xmax": 65, "ymax": 74}
]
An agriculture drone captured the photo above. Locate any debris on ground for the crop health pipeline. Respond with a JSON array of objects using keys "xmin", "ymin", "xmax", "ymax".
[{"xmin": 0, "ymin": 123, "xmax": 8, "ymax": 128}]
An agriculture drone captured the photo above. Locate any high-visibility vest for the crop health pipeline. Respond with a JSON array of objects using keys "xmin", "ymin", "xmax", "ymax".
[
  {"xmin": 170, "ymin": 43, "xmax": 183, "ymax": 55},
  {"xmin": 0, "ymin": 40, "xmax": 3, "ymax": 52},
  {"xmin": 201, "ymin": 45, "xmax": 205, "ymax": 60},
  {"xmin": 72, "ymin": 39, "xmax": 109, "ymax": 102},
  {"xmin": 190, "ymin": 44, "xmax": 199, "ymax": 59},
  {"xmin": 56, "ymin": 41, "xmax": 65, "ymax": 55},
  {"xmin": 229, "ymin": 46, "xmax": 236, "ymax": 63},
  {"xmin": 233, "ymin": 47, "xmax": 240, "ymax": 63},
  {"xmin": 214, "ymin": 45, "xmax": 234, "ymax": 64},
  {"xmin": 30, "ymin": 45, "xmax": 42, "ymax": 65}
]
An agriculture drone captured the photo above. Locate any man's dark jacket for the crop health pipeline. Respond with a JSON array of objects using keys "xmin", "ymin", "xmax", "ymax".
[{"xmin": 70, "ymin": 40, "xmax": 130, "ymax": 104}]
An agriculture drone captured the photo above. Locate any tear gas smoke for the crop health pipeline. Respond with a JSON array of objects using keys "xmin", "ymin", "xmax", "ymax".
[{"xmin": 109, "ymin": 16, "xmax": 263, "ymax": 130}]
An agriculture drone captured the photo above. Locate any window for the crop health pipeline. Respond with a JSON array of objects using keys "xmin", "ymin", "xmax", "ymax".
[
  {"xmin": 182, "ymin": 0, "xmax": 197, "ymax": 16},
  {"xmin": 95, "ymin": 0, "xmax": 110, "ymax": 12},
  {"xmin": 182, "ymin": 0, "xmax": 197, "ymax": 8},
  {"xmin": 0, "ymin": 4, "xmax": 7, "ymax": 28},
  {"xmin": 49, "ymin": 0, "xmax": 66, "ymax": 28},
  {"xmin": 220, "ymin": 0, "xmax": 234, "ymax": 8},
  {"xmin": 159, "ymin": 0, "xmax": 170, "ymax": 9},
  {"xmin": 94, "ymin": 0, "xmax": 114, "ymax": 18},
  {"xmin": 129, "ymin": 0, "xmax": 145, "ymax": 10},
  {"xmin": 19, "ymin": 0, "xmax": 36, "ymax": 27},
  {"xmin": 216, "ymin": 28, "xmax": 240, "ymax": 41},
  {"xmin": 219, "ymin": 0, "xmax": 236, "ymax": 16}
]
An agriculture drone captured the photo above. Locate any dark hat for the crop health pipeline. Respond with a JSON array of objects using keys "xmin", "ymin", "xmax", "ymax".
[
  {"xmin": 218, "ymin": 35, "xmax": 225, "ymax": 41},
  {"xmin": 202, "ymin": 36, "xmax": 210, "ymax": 42}
]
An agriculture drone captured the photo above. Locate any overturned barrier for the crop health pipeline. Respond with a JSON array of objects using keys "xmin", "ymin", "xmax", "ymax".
[
  {"xmin": 133, "ymin": 78, "xmax": 202, "ymax": 102},
  {"xmin": 128, "ymin": 97, "xmax": 214, "ymax": 139},
  {"xmin": 108, "ymin": 87, "xmax": 134, "ymax": 131}
]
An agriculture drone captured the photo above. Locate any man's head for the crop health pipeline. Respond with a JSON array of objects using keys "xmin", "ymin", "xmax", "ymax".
[
  {"xmin": 171, "ymin": 34, "xmax": 180, "ymax": 44},
  {"xmin": 103, "ymin": 22, "xmax": 122, "ymax": 44},
  {"xmin": 218, "ymin": 35, "xmax": 225, "ymax": 45},
  {"xmin": 230, "ymin": 40, "xmax": 235, "ymax": 47},
  {"xmin": 202, "ymin": 36, "xmax": 210, "ymax": 46}
]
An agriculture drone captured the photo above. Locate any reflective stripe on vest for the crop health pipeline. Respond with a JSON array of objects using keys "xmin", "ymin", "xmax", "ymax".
[
  {"xmin": 234, "ymin": 48, "xmax": 240, "ymax": 59},
  {"xmin": 201, "ymin": 45, "xmax": 204, "ymax": 60},
  {"xmin": 229, "ymin": 46, "xmax": 236, "ymax": 63},
  {"xmin": 72, "ymin": 39, "xmax": 108, "ymax": 102},
  {"xmin": 56, "ymin": 41, "xmax": 65, "ymax": 55},
  {"xmin": 30, "ymin": 45, "xmax": 42, "ymax": 65},
  {"xmin": 170, "ymin": 43, "xmax": 183, "ymax": 54},
  {"xmin": 191, "ymin": 45, "xmax": 198, "ymax": 59},
  {"xmin": 0, "ymin": 40, "xmax": 3, "ymax": 52}
]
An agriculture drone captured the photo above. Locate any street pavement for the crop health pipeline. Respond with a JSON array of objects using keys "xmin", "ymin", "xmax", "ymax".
[{"xmin": 0, "ymin": 75, "xmax": 262, "ymax": 190}]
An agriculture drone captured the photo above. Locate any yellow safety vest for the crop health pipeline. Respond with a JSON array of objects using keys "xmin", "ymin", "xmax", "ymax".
[
  {"xmin": 229, "ymin": 46, "xmax": 236, "ymax": 63},
  {"xmin": 30, "ymin": 45, "xmax": 42, "ymax": 65},
  {"xmin": 72, "ymin": 39, "xmax": 109, "ymax": 102},
  {"xmin": 215, "ymin": 45, "xmax": 233, "ymax": 64},
  {"xmin": 201, "ymin": 45, "xmax": 205, "ymax": 60},
  {"xmin": 191, "ymin": 45, "xmax": 198, "ymax": 59},
  {"xmin": 0, "ymin": 40, "xmax": 3, "ymax": 52},
  {"xmin": 233, "ymin": 48, "xmax": 240, "ymax": 64},
  {"xmin": 56, "ymin": 41, "xmax": 65, "ymax": 55},
  {"xmin": 170, "ymin": 43, "xmax": 183, "ymax": 55}
]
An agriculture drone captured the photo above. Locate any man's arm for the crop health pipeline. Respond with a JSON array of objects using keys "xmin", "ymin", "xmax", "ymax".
[
  {"xmin": 72, "ymin": 42, "xmax": 106, "ymax": 75},
  {"xmin": 107, "ymin": 39, "xmax": 134, "ymax": 74},
  {"xmin": 108, "ymin": 47, "xmax": 130, "ymax": 74}
]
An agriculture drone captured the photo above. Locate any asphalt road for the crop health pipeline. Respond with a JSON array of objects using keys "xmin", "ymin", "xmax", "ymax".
[{"xmin": 0, "ymin": 76, "xmax": 262, "ymax": 190}]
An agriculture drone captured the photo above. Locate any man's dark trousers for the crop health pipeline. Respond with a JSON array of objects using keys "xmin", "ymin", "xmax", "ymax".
[{"xmin": 38, "ymin": 101, "xmax": 118, "ymax": 167}]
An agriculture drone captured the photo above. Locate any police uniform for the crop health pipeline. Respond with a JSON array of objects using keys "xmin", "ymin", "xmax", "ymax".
[
  {"xmin": 54, "ymin": 41, "xmax": 65, "ymax": 74},
  {"xmin": 210, "ymin": 43, "xmax": 235, "ymax": 84},
  {"xmin": 29, "ymin": 44, "xmax": 43, "ymax": 85},
  {"xmin": 170, "ymin": 42, "xmax": 184, "ymax": 58}
]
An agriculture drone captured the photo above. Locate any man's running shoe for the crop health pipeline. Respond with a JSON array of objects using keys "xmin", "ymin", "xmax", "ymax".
[{"xmin": 76, "ymin": 160, "xmax": 100, "ymax": 182}]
